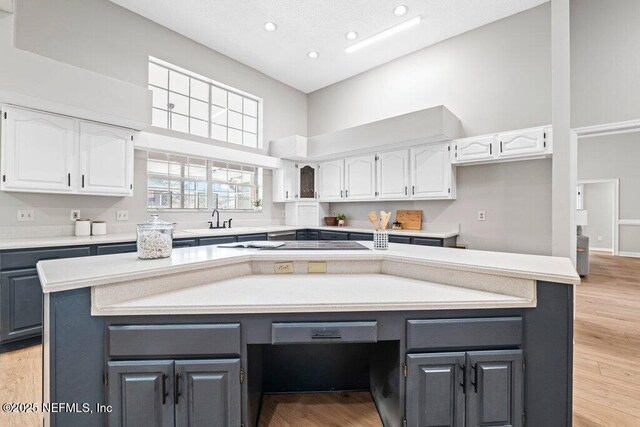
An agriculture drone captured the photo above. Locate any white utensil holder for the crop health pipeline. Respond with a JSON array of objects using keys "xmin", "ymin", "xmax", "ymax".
[{"xmin": 373, "ymin": 230, "xmax": 389, "ymax": 250}]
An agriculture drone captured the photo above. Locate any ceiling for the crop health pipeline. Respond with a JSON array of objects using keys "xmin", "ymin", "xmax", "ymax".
[{"xmin": 111, "ymin": 0, "xmax": 548, "ymax": 93}]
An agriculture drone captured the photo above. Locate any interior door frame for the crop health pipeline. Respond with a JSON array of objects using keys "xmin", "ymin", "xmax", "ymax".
[{"xmin": 577, "ymin": 179, "xmax": 619, "ymax": 256}]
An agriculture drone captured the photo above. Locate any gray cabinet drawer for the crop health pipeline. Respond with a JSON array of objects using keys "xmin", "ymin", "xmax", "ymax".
[
  {"xmin": 407, "ymin": 317, "xmax": 522, "ymax": 350},
  {"xmin": 389, "ymin": 235, "xmax": 412, "ymax": 244},
  {"xmin": 412, "ymin": 237, "xmax": 444, "ymax": 247},
  {"xmin": 272, "ymin": 321, "xmax": 377, "ymax": 344},
  {"xmin": 199, "ymin": 236, "xmax": 237, "ymax": 246},
  {"xmin": 319, "ymin": 231, "xmax": 349, "ymax": 240},
  {"xmin": 96, "ymin": 243, "xmax": 137, "ymax": 255},
  {"xmin": 108, "ymin": 323, "xmax": 241, "ymax": 357},
  {"xmin": 172, "ymin": 239, "xmax": 197, "ymax": 248},
  {"xmin": 236, "ymin": 233, "xmax": 267, "ymax": 242},
  {"xmin": 0, "ymin": 246, "xmax": 91, "ymax": 270},
  {"xmin": 349, "ymin": 232, "xmax": 373, "ymax": 241}
]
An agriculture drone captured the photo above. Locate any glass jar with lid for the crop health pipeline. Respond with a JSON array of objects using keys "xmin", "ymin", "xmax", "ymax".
[{"xmin": 137, "ymin": 215, "xmax": 173, "ymax": 259}]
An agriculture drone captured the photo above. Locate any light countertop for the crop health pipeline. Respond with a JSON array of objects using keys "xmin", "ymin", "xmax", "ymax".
[
  {"xmin": 0, "ymin": 225, "xmax": 458, "ymax": 250},
  {"xmin": 38, "ymin": 241, "xmax": 580, "ymax": 295}
]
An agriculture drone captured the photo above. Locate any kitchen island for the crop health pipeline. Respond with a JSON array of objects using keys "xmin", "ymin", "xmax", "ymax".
[{"xmin": 37, "ymin": 242, "xmax": 579, "ymax": 427}]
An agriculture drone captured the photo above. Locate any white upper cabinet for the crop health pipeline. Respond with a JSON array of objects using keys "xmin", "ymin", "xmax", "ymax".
[
  {"xmin": 376, "ymin": 149, "xmax": 409, "ymax": 199},
  {"xmin": 297, "ymin": 163, "xmax": 318, "ymax": 200},
  {"xmin": 452, "ymin": 135, "xmax": 497, "ymax": 164},
  {"xmin": 410, "ymin": 142, "xmax": 453, "ymax": 199},
  {"xmin": 344, "ymin": 154, "xmax": 376, "ymax": 200},
  {"xmin": 317, "ymin": 159, "xmax": 344, "ymax": 201},
  {"xmin": 0, "ymin": 105, "xmax": 136, "ymax": 196},
  {"xmin": 497, "ymin": 127, "xmax": 549, "ymax": 158},
  {"xmin": 79, "ymin": 122, "xmax": 133, "ymax": 196},
  {"xmin": 1, "ymin": 106, "xmax": 76, "ymax": 193},
  {"xmin": 273, "ymin": 160, "xmax": 298, "ymax": 202}
]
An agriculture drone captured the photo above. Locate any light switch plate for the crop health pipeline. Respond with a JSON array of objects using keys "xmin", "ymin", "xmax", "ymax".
[
  {"xmin": 116, "ymin": 210, "xmax": 129, "ymax": 221},
  {"xmin": 70, "ymin": 210, "xmax": 81, "ymax": 221},
  {"xmin": 17, "ymin": 209, "xmax": 34, "ymax": 222},
  {"xmin": 308, "ymin": 261, "xmax": 326, "ymax": 274}
]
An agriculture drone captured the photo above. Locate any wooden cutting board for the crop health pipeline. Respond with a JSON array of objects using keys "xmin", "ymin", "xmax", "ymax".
[{"xmin": 395, "ymin": 210, "xmax": 422, "ymax": 230}]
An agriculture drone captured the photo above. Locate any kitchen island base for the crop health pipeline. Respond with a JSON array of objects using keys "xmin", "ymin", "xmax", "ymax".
[{"xmin": 44, "ymin": 280, "xmax": 573, "ymax": 427}]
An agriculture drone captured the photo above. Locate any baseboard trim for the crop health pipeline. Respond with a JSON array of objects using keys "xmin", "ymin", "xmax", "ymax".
[
  {"xmin": 589, "ymin": 247, "xmax": 612, "ymax": 253},
  {"xmin": 618, "ymin": 251, "xmax": 640, "ymax": 258}
]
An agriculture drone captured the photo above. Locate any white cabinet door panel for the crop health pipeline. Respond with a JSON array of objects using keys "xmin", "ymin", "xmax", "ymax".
[
  {"xmin": 498, "ymin": 128, "xmax": 547, "ymax": 158},
  {"xmin": 283, "ymin": 161, "xmax": 298, "ymax": 200},
  {"xmin": 410, "ymin": 143, "xmax": 452, "ymax": 199},
  {"xmin": 345, "ymin": 154, "xmax": 376, "ymax": 200},
  {"xmin": 1, "ymin": 107, "xmax": 75, "ymax": 193},
  {"xmin": 377, "ymin": 149, "xmax": 409, "ymax": 199},
  {"xmin": 318, "ymin": 160, "xmax": 344, "ymax": 201},
  {"xmin": 79, "ymin": 122, "xmax": 133, "ymax": 196},
  {"xmin": 453, "ymin": 136, "xmax": 496, "ymax": 163}
]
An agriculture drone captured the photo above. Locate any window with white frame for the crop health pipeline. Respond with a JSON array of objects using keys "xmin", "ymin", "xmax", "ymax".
[
  {"xmin": 148, "ymin": 60, "xmax": 261, "ymax": 148},
  {"xmin": 147, "ymin": 152, "xmax": 262, "ymax": 211}
]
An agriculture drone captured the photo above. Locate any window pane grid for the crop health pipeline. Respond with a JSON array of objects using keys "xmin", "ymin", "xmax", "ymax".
[
  {"xmin": 149, "ymin": 61, "xmax": 260, "ymax": 148},
  {"xmin": 147, "ymin": 152, "xmax": 261, "ymax": 211}
]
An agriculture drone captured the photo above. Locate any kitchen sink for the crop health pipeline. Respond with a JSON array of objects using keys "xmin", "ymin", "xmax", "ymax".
[{"xmin": 182, "ymin": 227, "xmax": 263, "ymax": 235}]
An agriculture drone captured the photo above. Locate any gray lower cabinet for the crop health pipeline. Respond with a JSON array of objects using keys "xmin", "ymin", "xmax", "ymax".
[
  {"xmin": 108, "ymin": 358, "xmax": 241, "ymax": 427},
  {"xmin": 318, "ymin": 230, "xmax": 349, "ymax": 240},
  {"xmin": 108, "ymin": 360, "xmax": 175, "ymax": 427},
  {"xmin": 236, "ymin": 233, "xmax": 268, "ymax": 242},
  {"xmin": 0, "ymin": 269, "xmax": 42, "ymax": 343},
  {"xmin": 406, "ymin": 350, "xmax": 523, "ymax": 427},
  {"xmin": 199, "ymin": 236, "xmax": 237, "ymax": 246},
  {"xmin": 175, "ymin": 359, "xmax": 242, "ymax": 427}
]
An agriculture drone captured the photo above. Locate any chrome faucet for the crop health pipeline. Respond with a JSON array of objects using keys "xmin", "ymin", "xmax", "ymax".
[{"xmin": 209, "ymin": 209, "xmax": 223, "ymax": 229}]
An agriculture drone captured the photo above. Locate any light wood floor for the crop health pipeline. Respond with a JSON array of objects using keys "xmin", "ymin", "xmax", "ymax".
[
  {"xmin": 573, "ymin": 253, "xmax": 640, "ymax": 426},
  {"xmin": 0, "ymin": 252, "xmax": 638, "ymax": 426}
]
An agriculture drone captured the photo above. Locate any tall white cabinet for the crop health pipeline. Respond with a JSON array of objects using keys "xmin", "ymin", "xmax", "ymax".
[
  {"xmin": 1, "ymin": 107, "xmax": 76, "ymax": 193},
  {"xmin": 79, "ymin": 122, "xmax": 134, "ymax": 196},
  {"xmin": 1, "ymin": 105, "xmax": 135, "ymax": 196},
  {"xmin": 344, "ymin": 154, "xmax": 376, "ymax": 200},
  {"xmin": 376, "ymin": 149, "xmax": 410, "ymax": 199},
  {"xmin": 410, "ymin": 143, "xmax": 453, "ymax": 199}
]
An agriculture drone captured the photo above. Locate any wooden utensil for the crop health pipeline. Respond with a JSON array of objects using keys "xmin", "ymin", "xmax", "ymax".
[
  {"xmin": 395, "ymin": 210, "xmax": 422, "ymax": 230},
  {"xmin": 379, "ymin": 211, "xmax": 390, "ymax": 230},
  {"xmin": 368, "ymin": 211, "xmax": 379, "ymax": 230}
]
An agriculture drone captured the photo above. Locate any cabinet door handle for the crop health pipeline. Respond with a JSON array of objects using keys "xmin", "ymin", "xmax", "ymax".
[
  {"xmin": 459, "ymin": 364, "xmax": 466, "ymax": 393},
  {"xmin": 81, "ymin": 175, "xmax": 85, "ymax": 188},
  {"xmin": 500, "ymin": 141, "xmax": 503, "ymax": 153},
  {"xmin": 174, "ymin": 373, "xmax": 181, "ymax": 405},
  {"xmin": 285, "ymin": 190, "xmax": 289, "ymax": 199},
  {"xmin": 67, "ymin": 173, "xmax": 71, "ymax": 187},
  {"xmin": 412, "ymin": 185, "xmax": 415, "ymax": 195},
  {"xmin": 161, "ymin": 374, "xmax": 169, "ymax": 404},
  {"xmin": 490, "ymin": 144, "xmax": 493, "ymax": 155},
  {"xmin": 470, "ymin": 364, "xmax": 478, "ymax": 393},
  {"xmin": 404, "ymin": 186, "xmax": 407, "ymax": 195},
  {"xmin": 345, "ymin": 190, "xmax": 348, "ymax": 198},
  {"xmin": 340, "ymin": 190, "xmax": 343, "ymax": 198}
]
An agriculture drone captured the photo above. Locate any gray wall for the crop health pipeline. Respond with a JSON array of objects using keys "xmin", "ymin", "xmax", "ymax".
[
  {"xmin": 0, "ymin": 0, "xmax": 306, "ymax": 231},
  {"xmin": 312, "ymin": 4, "xmax": 553, "ymax": 255},
  {"xmin": 307, "ymin": 4, "xmax": 551, "ymax": 138},
  {"xmin": 581, "ymin": 182, "xmax": 614, "ymax": 251},
  {"xmin": 578, "ymin": 132, "xmax": 640, "ymax": 254},
  {"xmin": 331, "ymin": 159, "xmax": 552, "ymax": 255},
  {"xmin": 571, "ymin": 0, "xmax": 640, "ymax": 128}
]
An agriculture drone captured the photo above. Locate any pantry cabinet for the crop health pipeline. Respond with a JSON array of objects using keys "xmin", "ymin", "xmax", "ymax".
[
  {"xmin": 78, "ymin": 122, "xmax": 134, "ymax": 196},
  {"xmin": 0, "ymin": 105, "xmax": 135, "ymax": 196},
  {"xmin": 317, "ymin": 159, "xmax": 344, "ymax": 201},
  {"xmin": 376, "ymin": 149, "xmax": 410, "ymax": 199},
  {"xmin": 344, "ymin": 154, "xmax": 376, "ymax": 200},
  {"xmin": 1, "ymin": 106, "xmax": 76, "ymax": 193},
  {"xmin": 410, "ymin": 142, "xmax": 454, "ymax": 199}
]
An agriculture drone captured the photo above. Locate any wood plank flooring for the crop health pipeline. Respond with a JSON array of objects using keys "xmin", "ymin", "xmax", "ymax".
[
  {"xmin": 258, "ymin": 392, "xmax": 382, "ymax": 426},
  {"xmin": 0, "ymin": 252, "xmax": 638, "ymax": 426},
  {"xmin": 573, "ymin": 253, "xmax": 640, "ymax": 427}
]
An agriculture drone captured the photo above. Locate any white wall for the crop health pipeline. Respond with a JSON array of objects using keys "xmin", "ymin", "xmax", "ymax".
[
  {"xmin": 307, "ymin": 4, "xmax": 551, "ymax": 138},
  {"xmin": 578, "ymin": 132, "xmax": 640, "ymax": 254},
  {"xmin": 571, "ymin": 0, "xmax": 640, "ymax": 128},
  {"xmin": 0, "ymin": 0, "xmax": 305, "ymax": 233},
  {"xmin": 311, "ymin": 4, "xmax": 553, "ymax": 255},
  {"xmin": 581, "ymin": 182, "xmax": 613, "ymax": 250}
]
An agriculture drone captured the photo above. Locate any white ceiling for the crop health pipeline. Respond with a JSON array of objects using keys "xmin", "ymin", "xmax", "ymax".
[{"xmin": 111, "ymin": 0, "xmax": 548, "ymax": 93}]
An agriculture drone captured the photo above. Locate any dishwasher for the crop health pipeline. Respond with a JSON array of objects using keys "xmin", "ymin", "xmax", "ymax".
[{"xmin": 267, "ymin": 231, "xmax": 297, "ymax": 241}]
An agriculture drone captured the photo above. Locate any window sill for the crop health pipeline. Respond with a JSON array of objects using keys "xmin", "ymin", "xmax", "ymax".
[{"xmin": 147, "ymin": 208, "xmax": 263, "ymax": 214}]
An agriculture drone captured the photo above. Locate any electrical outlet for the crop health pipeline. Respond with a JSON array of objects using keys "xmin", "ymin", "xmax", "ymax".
[
  {"xmin": 70, "ymin": 210, "xmax": 81, "ymax": 221},
  {"xmin": 308, "ymin": 261, "xmax": 326, "ymax": 274},
  {"xmin": 597, "ymin": 235, "xmax": 603, "ymax": 242},
  {"xmin": 17, "ymin": 209, "xmax": 34, "ymax": 222},
  {"xmin": 478, "ymin": 210, "xmax": 486, "ymax": 221},
  {"xmin": 275, "ymin": 262, "xmax": 293, "ymax": 274},
  {"xmin": 116, "ymin": 210, "xmax": 129, "ymax": 221}
]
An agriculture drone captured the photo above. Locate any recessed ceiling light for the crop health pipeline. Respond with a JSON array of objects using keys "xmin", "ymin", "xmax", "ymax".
[
  {"xmin": 345, "ymin": 31, "xmax": 358, "ymax": 41},
  {"xmin": 393, "ymin": 5, "xmax": 408, "ymax": 17},
  {"xmin": 346, "ymin": 16, "xmax": 422, "ymax": 54},
  {"xmin": 264, "ymin": 22, "xmax": 277, "ymax": 32},
  {"xmin": 307, "ymin": 51, "xmax": 319, "ymax": 59}
]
